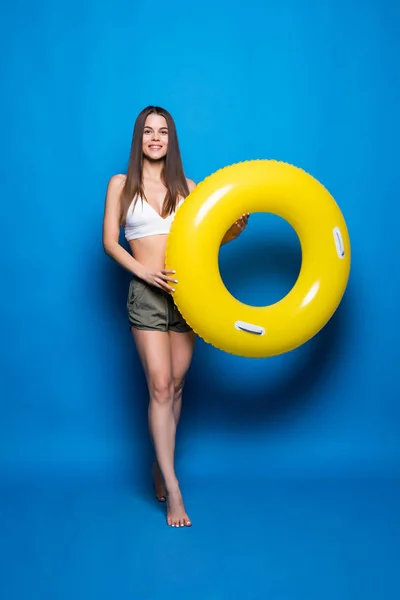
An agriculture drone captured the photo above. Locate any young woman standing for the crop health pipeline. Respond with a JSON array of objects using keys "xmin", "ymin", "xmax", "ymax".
[{"xmin": 103, "ymin": 106, "xmax": 248, "ymax": 527}]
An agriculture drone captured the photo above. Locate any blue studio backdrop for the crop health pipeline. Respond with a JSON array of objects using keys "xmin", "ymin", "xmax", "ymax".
[{"xmin": 1, "ymin": 0, "xmax": 399, "ymax": 486}]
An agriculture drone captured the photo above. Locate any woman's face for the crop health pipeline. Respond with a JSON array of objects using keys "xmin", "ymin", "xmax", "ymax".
[{"xmin": 142, "ymin": 113, "xmax": 168, "ymax": 160}]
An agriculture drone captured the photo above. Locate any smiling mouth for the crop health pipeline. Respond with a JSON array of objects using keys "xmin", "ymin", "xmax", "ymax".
[{"xmin": 149, "ymin": 145, "xmax": 162, "ymax": 150}]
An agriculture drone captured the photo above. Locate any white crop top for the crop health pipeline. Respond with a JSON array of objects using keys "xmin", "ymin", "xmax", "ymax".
[{"xmin": 124, "ymin": 196, "xmax": 184, "ymax": 241}]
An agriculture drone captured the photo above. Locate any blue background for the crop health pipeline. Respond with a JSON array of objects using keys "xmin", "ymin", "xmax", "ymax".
[{"xmin": 1, "ymin": 0, "xmax": 399, "ymax": 598}]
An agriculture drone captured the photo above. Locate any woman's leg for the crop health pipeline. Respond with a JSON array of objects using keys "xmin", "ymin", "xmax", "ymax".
[
  {"xmin": 169, "ymin": 330, "xmax": 196, "ymax": 425},
  {"xmin": 132, "ymin": 328, "xmax": 191, "ymax": 527},
  {"xmin": 152, "ymin": 329, "xmax": 196, "ymax": 502}
]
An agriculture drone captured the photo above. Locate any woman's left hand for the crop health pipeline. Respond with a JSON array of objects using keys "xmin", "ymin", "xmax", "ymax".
[{"xmin": 227, "ymin": 213, "xmax": 250, "ymax": 240}]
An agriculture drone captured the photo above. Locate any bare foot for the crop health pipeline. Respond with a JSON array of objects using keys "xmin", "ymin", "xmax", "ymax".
[
  {"xmin": 152, "ymin": 461, "xmax": 166, "ymax": 502},
  {"xmin": 166, "ymin": 486, "xmax": 192, "ymax": 527}
]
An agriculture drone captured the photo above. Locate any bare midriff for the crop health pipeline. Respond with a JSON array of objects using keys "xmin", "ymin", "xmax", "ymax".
[{"xmin": 128, "ymin": 234, "xmax": 168, "ymax": 274}]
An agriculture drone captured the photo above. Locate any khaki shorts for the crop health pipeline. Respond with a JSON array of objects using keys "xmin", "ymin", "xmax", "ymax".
[{"xmin": 127, "ymin": 276, "xmax": 192, "ymax": 333}]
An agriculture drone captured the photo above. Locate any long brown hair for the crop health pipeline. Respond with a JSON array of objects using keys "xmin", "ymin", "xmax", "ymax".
[{"xmin": 121, "ymin": 106, "xmax": 190, "ymax": 223}]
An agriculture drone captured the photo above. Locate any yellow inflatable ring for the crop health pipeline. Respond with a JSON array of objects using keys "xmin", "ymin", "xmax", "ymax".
[{"xmin": 165, "ymin": 160, "xmax": 351, "ymax": 358}]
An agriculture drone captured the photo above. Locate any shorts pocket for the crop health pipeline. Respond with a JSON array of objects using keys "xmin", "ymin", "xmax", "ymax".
[{"xmin": 127, "ymin": 277, "xmax": 147, "ymax": 308}]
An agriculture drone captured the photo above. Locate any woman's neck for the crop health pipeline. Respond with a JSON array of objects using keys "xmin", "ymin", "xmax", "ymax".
[{"xmin": 142, "ymin": 157, "xmax": 165, "ymax": 182}]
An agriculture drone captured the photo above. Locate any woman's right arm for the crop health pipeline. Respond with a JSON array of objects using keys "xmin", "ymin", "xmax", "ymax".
[
  {"xmin": 102, "ymin": 175, "xmax": 176, "ymax": 292},
  {"xmin": 102, "ymin": 175, "xmax": 147, "ymax": 279}
]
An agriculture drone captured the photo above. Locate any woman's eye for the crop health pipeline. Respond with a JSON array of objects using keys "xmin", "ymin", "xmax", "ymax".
[{"xmin": 161, "ymin": 131, "xmax": 168, "ymax": 136}]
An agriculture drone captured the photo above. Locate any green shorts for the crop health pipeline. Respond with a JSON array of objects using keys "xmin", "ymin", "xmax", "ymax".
[{"xmin": 127, "ymin": 276, "xmax": 192, "ymax": 333}]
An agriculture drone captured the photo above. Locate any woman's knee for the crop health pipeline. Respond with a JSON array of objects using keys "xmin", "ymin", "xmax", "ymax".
[
  {"xmin": 149, "ymin": 376, "xmax": 174, "ymax": 405},
  {"xmin": 173, "ymin": 377, "xmax": 185, "ymax": 401}
]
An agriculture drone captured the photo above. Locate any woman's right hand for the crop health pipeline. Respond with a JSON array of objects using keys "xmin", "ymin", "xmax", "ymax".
[{"xmin": 141, "ymin": 269, "xmax": 178, "ymax": 293}]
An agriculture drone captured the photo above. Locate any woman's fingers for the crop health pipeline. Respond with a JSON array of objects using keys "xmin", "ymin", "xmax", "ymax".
[
  {"xmin": 239, "ymin": 214, "xmax": 249, "ymax": 227},
  {"xmin": 156, "ymin": 277, "xmax": 175, "ymax": 292},
  {"xmin": 234, "ymin": 214, "xmax": 249, "ymax": 227},
  {"xmin": 160, "ymin": 275, "xmax": 177, "ymax": 286},
  {"xmin": 161, "ymin": 270, "xmax": 178, "ymax": 283},
  {"xmin": 229, "ymin": 214, "xmax": 249, "ymax": 237}
]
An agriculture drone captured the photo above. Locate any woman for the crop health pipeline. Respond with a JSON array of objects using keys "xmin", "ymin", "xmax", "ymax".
[{"xmin": 102, "ymin": 106, "xmax": 248, "ymax": 527}]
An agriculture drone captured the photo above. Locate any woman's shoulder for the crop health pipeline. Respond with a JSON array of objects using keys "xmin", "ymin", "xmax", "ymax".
[
  {"xmin": 186, "ymin": 177, "xmax": 196, "ymax": 192},
  {"xmin": 106, "ymin": 174, "xmax": 126, "ymax": 201},
  {"xmin": 108, "ymin": 173, "xmax": 127, "ymax": 188}
]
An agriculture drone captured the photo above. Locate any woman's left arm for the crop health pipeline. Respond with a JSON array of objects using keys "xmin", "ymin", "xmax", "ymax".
[
  {"xmin": 185, "ymin": 178, "xmax": 249, "ymax": 245},
  {"xmin": 221, "ymin": 214, "xmax": 250, "ymax": 245}
]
